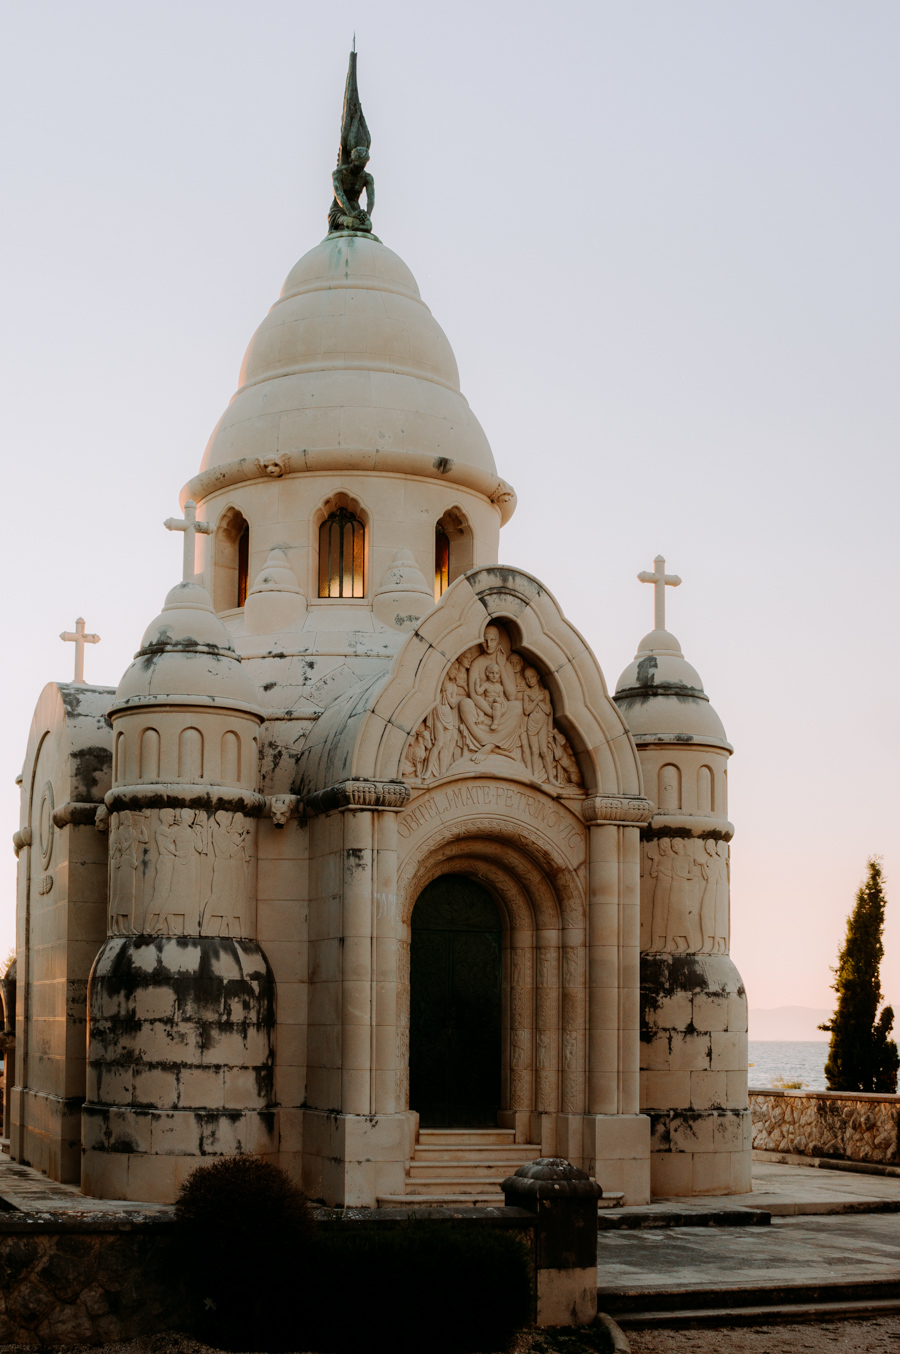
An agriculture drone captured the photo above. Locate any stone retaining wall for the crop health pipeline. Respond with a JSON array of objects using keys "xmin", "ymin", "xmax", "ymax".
[
  {"xmin": 0, "ymin": 1207, "xmax": 536, "ymax": 1347},
  {"xmin": 750, "ymin": 1088, "xmax": 900, "ymax": 1164},
  {"xmin": 0, "ymin": 1220, "xmax": 187, "ymax": 1347}
]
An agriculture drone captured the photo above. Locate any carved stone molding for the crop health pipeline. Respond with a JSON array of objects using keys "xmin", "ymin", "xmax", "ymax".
[
  {"xmin": 266, "ymin": 794, "xmax": 304, "ymax": 827},
  {"xmin": 644, "ymin": 814, "xmax": 735, "ymax": 841},
  {"xmin": 105, "ymin": 784, "xmax": 267, "ymax": 817},
  {"xmin": 182, "ymin": 454, "xmax": 518, "ymax": 527},
  {"xmin": 12, "ymin": 826, "xmax": 32, "ymax": 857},
  {"xmin": 52, "ymin": 800, "xmax": 106, "ymax": 829},
  {"xmin": 304, "ymin": 779, "xmax": 411, "ymax": 816},
  {"xmin": 582, "ymin": 795, "xmax": 654, "ymax": 825}
]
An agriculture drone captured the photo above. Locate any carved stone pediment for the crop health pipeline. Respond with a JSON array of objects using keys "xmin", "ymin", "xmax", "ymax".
[{"xmin": 402, "ymin": 623, "xmax": 583, "ymax": 795}]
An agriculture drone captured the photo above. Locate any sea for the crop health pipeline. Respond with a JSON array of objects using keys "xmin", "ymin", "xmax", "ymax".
[{"xmin": 748, "ymin": 1041, "xmax": 830, "ymax": 1090}]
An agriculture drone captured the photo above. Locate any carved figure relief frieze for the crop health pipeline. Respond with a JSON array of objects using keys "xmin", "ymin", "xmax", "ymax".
[
  {"xmin": 107, "ymin": 807, "xmax": 254, "ymax": 939},
  {"xmin": 402, "ymin": 624, "xmax": 583, "ymax": 793},
  {"xmin": 640, "ymin": 837, "xmax": 729, "ymax": 955}
]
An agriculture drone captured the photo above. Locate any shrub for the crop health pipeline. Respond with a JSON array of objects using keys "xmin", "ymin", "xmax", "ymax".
[
  {"xmin": 172, "ymin": 1154, "xmax": 314, "ymax": 1351},
  {"xmin": 305, "ymin": 1219, "xmax": 532, "ymax": 1354}
]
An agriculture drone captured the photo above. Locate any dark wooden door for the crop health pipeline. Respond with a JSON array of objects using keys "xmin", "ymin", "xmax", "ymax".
[{"xmin": 409, "ymin": 875, "xmax": 501, "ymax": 1128}]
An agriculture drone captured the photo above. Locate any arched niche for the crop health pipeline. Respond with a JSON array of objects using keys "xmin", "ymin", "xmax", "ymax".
[{"xmin": 658, "ymin": 764, "xmax": 681, "ymax": 812}]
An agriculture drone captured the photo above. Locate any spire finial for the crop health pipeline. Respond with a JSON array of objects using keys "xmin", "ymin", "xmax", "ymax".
[
  {"xmin": 327, "ymin": 49, "xmax": 375, "ymax": 236},
  {"xmin": 637, "ymin": 554, "xmax": 682, "ymax": 631}
]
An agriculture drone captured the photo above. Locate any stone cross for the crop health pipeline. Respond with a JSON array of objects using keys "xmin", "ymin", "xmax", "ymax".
[
  {"xmin": 638, "ymin": 555, "xmax": 682, "ymax": 631},
  {"xmin": 164, "ymin": 500, "xmax": 211, "ymax": 582},
  {"xmin": 60, "ymin": 617, "xmax": 100, "ymax": 685}
]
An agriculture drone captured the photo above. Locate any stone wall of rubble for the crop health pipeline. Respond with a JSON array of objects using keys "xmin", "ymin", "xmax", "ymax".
[
  {"xmin": 750, "ymin": 1089, "xmax": 900, "ymax": 1164},
  {"xmin": 0, "ymin": 1221, "xmax": 186, "ymax": 1346}
]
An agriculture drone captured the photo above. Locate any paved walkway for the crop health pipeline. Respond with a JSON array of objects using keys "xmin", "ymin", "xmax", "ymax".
[
  {"xmin": 2, "ymin": 1148, "xmax": 899, "ymax": 1222},
  {"xmin": 602, "ymin": 1159, "xmax": 900, "ymax": 1225},
  {"xmin": 597, "ymin": 1213, "xmax": 900, "ymax": 1294},
  {"xmin": 0, "ymin": 1154, "xmax": 168, "ymax": 1219}
]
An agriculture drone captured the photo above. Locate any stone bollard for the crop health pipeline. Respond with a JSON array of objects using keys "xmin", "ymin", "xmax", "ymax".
[{"xmin": 502, "ymin": 1157, "xmax": 603, "ymax": 1327}]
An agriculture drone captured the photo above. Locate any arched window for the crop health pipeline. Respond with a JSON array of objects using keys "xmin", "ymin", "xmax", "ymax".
[
  {"xmin": 435, "ymin": 526, "xmax": 450, "ymax": 598},
  {"xmin": 214, "ymin": 507, "xmax": 250, "ymax": 611},
  {"xmin": 237, "ymin": 522, "xmax": 250, "ymax": 607},
  {"xmin": 319, "ymin": 508, "xmax": 365, "ymax": 598},
  {"xmin": 435, "ymin": 508, "xmax": 473, "ymax": 601}
]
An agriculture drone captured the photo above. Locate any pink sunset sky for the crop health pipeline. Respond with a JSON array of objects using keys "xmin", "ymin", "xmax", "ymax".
[{"xmin": 1, "ymin": 1, "xmax": 898, "ymax": 1020}]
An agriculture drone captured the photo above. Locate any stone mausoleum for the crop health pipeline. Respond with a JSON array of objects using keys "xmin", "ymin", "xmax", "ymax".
[{"xmin": 6, "ymin": 55, "xmax": 750, "ymax": 1207}]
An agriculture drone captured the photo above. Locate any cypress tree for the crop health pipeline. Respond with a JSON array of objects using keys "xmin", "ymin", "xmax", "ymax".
[{"xmin": 819, "ymin": 858, "xmax": 900, "ymax": 1092}]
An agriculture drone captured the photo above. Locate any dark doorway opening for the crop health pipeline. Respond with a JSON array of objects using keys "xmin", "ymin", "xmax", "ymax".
[{"xmin": 410, "ymin": 874, "xmax": 501, "ymax": 1128}]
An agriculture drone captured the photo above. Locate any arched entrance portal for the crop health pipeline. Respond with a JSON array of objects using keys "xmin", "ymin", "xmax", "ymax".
[{"xmin": 409, "ymin": 874, "xmax": 501, "ymax": 1128}]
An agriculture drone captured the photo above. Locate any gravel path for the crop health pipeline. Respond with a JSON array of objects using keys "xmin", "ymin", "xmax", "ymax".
[
  {"xmin": 627, "ymin": 1315, "xmax": 900, "ymax": 1353},
  {"xmin": 6, "ymin": 1318, "xmax": 900, "ymax": 1353}
]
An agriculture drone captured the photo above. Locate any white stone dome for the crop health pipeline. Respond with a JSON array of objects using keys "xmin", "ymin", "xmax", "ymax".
[
  {"xmin": 614, "ymin": 628, "xmax": 730, "ymax": 748},
  {"xmin": 200, "ymin": 231, "xmax": 496, "ymax": 476},
  {"xmin": 112, "ymin": 582, "xmax": 260, "ymax": 713}
]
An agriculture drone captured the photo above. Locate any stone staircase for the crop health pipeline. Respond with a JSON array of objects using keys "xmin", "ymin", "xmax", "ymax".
[
  {"xmin": 377, "ymin": 1128, "xmax": 541, "ymax": 1207},
  {"xmin": 376, "ymin": 1127, "xmax": 623, "ymax": 1208}
]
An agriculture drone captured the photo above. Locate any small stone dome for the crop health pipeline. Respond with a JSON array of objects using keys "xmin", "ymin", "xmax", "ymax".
[
  {"xmin": 614, "ymin": 628, "xmax": 730, "ymax": 748},
  {"xmin": 200, "ymin": 232, "xmax": 496, "ymax": 476},
  {"xmin": 112, "ymin": 582, "xmax": 260, "ymax": 713}
]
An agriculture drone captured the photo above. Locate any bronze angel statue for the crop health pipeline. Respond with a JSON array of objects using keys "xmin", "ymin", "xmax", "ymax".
[{"xmin": 328, "ymin": 50, "xmax": 375, "ymax": 235}]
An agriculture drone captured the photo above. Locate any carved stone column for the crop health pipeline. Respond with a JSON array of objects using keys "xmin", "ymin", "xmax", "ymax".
[
  {"xmin": 580, "ymin": 795, "xmax": 653, "ymax": 1203},
  {"xmin": 301, "ymin": 778, "xmax": 411, "ymax": 1206}
]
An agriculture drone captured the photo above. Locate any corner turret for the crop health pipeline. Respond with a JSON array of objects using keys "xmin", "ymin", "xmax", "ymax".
[
  {"xmin": 614, "ymin": 558, "xmax": 750, "ymax": 1198},
  {"xmin": 82, "ymin": 581, "xmax": 276, "ymax": 1203}
]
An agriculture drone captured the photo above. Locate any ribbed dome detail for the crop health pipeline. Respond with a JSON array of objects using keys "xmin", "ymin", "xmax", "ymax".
[
  {"xmin": 614, "ymin": 628, "xmax": 730, "ymax": 748},
  {"xmin": 200, "ymin": 232, "xmax": 496, "ymax": 476},
  {"xmin": 112, "ymin": 582, "xmax": 260, "ymax": 714}
]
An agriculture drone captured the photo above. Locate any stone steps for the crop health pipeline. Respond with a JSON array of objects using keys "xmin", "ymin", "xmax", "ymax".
[
  {"xmin": 412, "ymin": 1143, "xmax": 539, "ymax": 1162},
  {"xmin": 408, "ymin": 1160, "xmax": 540, "ymax": 1181},
  {"xmin": 377, "ymin": 1125, "xmax": 613, "ymax": 1209},
  {"xmin": 378, "ymin": 1127, "xmax": 540, "ymax": 1208},
  {"xmin": 601, "ymin": 1277, "xmax": 900, "ymax": 1328},
  {"xmin": 377, "ymin": 1190, "xmax": 506, "ymax": 1207},
  {"xmin": 416, "ymin": 1128, "xmax": 516, "ymax": 1147},
  {"xmin": 614, "ymin": 1297, "xmax": 900, "ymax": 1329}
]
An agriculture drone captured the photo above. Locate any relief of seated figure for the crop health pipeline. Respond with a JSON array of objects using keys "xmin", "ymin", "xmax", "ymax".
[{"xmin": 404, "ymin": 623, "xmax": 583, "ymax": 791}]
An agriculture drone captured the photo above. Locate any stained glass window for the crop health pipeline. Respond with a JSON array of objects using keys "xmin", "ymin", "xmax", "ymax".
[
  {"xmin": 319, "ymin": 508, "xmax": 365, "ymax": 598},
  {"xmin": 435, "ymin": 526, "xmax": 450, "ymax": 599},
  {"xmin": 237, "ymin": 523, "xmax": 250, "ymax": 606}
]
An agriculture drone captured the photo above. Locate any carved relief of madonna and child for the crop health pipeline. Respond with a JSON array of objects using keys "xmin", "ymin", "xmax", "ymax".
[{"xmin": 403, "ymin": 623, "xmax": 583, "ymax": 793}]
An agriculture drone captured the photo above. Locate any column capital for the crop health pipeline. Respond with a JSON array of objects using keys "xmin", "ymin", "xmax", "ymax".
[
  {"xmin": 304, "ymin": 779, "xmax": 410, "ymax": 816},
  {"xmin": 582, "ymin": 795, "xmax": 654, "ymax": 825}
]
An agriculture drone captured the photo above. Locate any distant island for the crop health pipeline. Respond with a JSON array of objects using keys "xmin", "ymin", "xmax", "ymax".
[{"xmin": 749, "ymin": 1006, "xmax": 830, "ymax": 1041}]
